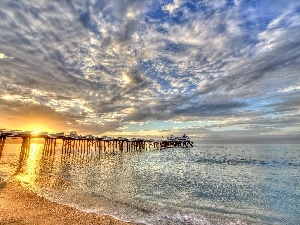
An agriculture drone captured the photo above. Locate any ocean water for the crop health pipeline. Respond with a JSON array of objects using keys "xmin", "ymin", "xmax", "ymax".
[{"xmin": 0, "ymin": 143, "xmax": 299, "ymax": 224}]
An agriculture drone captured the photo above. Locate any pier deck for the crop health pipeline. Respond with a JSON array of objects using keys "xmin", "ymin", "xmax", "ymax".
[{"xmin": 0, "ymin": 130, "xmax": 193, "ymax": 157}]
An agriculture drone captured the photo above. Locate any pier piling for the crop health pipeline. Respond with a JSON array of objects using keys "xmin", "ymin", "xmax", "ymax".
[
  {"xmin": 0, "ymin": 136, "xmax": 6, "ymax": 158},
  {"xmin": 0, "ymin": 130, "xmax": 194, "ymax": 158}
]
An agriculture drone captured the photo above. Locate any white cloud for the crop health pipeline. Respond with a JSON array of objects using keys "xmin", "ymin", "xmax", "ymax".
[
  {"xmin": 0, "ymin": 52, "xmax": 14, "ymax": 59},
  {"xmin": 0, "ymin": 0, "xmax": 299, "ymax": 140},
  {"xmin": 1, "ymin": 94, "xmax": 39, "ymax": 104},
  {"xmin": 162, "ymin": 0, "xmax": 181, "ymax": 14},
  {"xmin": 278, "ymin": 86, "xmax": 300, "ymax": 93}
]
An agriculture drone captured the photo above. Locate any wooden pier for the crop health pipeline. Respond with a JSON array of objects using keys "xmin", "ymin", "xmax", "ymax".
[{"xmin": 0, "ymin": 130, "xmax": 193, "ymax": 157}]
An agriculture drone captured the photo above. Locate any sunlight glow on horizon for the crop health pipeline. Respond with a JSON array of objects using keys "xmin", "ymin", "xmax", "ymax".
[{"xmin": 21, "ymin": 124, "xmax": 52, "ymax": 133}]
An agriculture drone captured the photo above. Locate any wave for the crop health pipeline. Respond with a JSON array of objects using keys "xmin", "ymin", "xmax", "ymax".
[{"xmin": 193, "ymin": 157, "xmax": 300, "ymax": 168}]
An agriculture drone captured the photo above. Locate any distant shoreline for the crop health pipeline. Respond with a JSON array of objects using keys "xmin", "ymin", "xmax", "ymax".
[{"xmin": 0, "ymin": 179, "xmax": 142, "ymax": 225}]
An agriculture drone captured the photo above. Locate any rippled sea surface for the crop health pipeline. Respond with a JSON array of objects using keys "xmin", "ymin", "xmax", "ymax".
[{"xmin": 0, "ymin": 143, "xmax": 299, "ymax": 224}]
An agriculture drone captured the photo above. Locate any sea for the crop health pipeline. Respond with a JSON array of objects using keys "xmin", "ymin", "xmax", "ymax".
[{"xmin": 0, "ymin": 142, "xmax": 299, "ymax": 225}]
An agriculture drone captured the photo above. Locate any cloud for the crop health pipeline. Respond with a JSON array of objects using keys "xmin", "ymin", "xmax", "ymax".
[
  {"xmin": 173, "ymin": 101, "xmax": 249, "ymax": 117},
  {"xmin": 0, "ymin": 52, "xmax": 14, "ymax": 59},
  {"xmin": 0, "ymin": 0, "xmax": 299, "ymax": 142},
  {"xmin": 267, "ymin": 96, "xmax": 300, "ymax": 113},
  {"xmin": 162, "ymin": 0, "xmax": 181, "ymax": 14},
  {"xmin": 278, "ymin": 86, "xmax": 300, "ymax": 93}
]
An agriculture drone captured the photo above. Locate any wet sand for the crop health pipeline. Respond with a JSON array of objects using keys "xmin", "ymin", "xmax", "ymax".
[{"xmin": 0, "ymin": 179, "xmax": 141, "ymax": 225}]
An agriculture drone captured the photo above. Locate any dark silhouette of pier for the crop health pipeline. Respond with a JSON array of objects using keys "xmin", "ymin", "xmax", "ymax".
[
  {"xmin": 0, "ymin": 130, "xmax": 193, "ymax": 157},
  {"xmin": 0, "ymin": 135, "xmax": 6, "ymax": 158}
]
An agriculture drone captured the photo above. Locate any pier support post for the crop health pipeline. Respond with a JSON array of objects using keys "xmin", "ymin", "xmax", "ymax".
[
  {"xmin": 20, "ymin": 137, "xmax": 31, "ymax": 160},
  {"xmin": 43, "ymin": 138, "xmax": 56, "ymax": 156},
  {"xmin": 0, "ymin": 136, "xmax": 6, "ymax": 158}
]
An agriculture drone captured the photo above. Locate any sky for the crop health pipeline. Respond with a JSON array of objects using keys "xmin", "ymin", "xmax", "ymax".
[{"xmin": 0, "ymin": 0, "xmax": 300, "ymax": 143}]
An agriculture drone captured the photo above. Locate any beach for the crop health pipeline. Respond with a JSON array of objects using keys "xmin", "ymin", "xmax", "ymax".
[{"xmin": 0, "ymin": 179, "xmax": 140, "ymax": 225}]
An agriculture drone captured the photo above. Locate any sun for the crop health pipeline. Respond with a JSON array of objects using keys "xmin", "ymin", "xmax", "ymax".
[{"xmin": 21, "ymin": 124, "xmax": 50, "ymax": 133}]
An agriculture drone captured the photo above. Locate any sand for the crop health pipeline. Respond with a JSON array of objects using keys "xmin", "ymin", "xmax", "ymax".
[{"xmin": 0, "ymin": 179, "xmax": 142, "ymax": 225}]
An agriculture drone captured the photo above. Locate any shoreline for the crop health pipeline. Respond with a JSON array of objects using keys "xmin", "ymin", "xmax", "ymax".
[
  {"xmin": 0, "ymin": 180, "xmax": 253, "ymax": 225},
  {"xmin": 0, "ymin": 179, "xmax": 143, "ymax": 225}
]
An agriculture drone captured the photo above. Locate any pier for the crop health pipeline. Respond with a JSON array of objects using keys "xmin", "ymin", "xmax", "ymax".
[{"xmin": 0, "ymin": 129, "xmax": 193, "ymax": 156}]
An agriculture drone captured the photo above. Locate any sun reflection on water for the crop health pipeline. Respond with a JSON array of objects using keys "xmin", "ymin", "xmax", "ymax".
[{"xmin": 15, "ymin": 143, "xmax": 42, "ymax": 186}]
